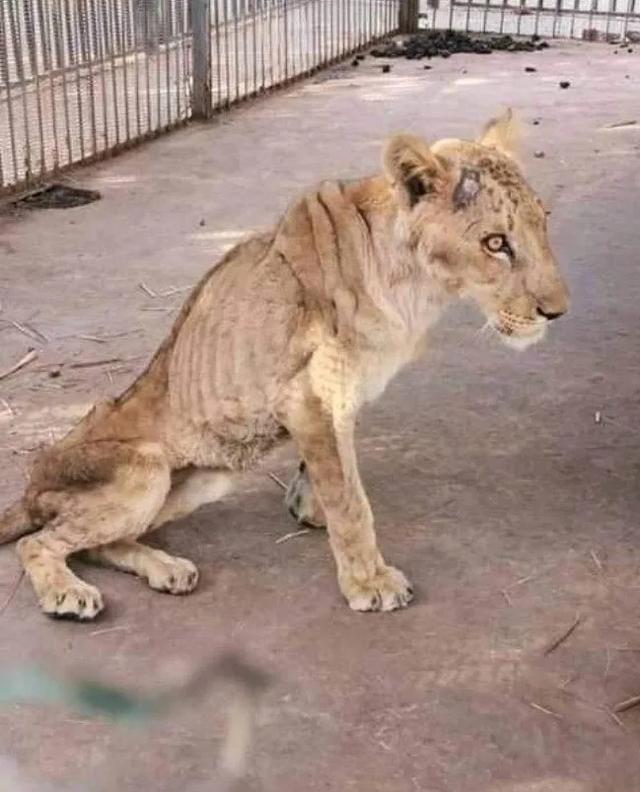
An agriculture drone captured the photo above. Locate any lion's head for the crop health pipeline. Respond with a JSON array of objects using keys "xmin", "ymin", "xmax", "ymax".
[{"xmin": 383, "ymin": 111, "xmax": 569, "ymax": 349}]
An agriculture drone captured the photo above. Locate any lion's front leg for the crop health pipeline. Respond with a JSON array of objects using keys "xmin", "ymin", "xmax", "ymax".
[{"xmin": 287, "ymin": 405, "xmax": 413, "ymax": 612}]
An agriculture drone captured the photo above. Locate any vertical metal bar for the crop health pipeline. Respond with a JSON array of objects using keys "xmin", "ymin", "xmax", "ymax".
[
  {"xmin": 362, "ymin": 0, "xmax": 366, "ymax": 48},
  {"xmin": 350, "ymin": 0, "xmax": 355, "ymax": 48},
  {"xmin": 251, "ymin": 0, "xmax": 257, "ymax": 90},
  {"xmin": 303, "ymin": 0, "xmax": 309, "ymax": 72},
  {"xmin": 79, "ymin": 0, "xmax": 98, "ymax": 156},
  {"xmin": 26, "ymin": 0, "xmax": 46, "ymax": 177},
  {"xmin": 0, "ymin": 4, "xmax": 19, "ymax": 184},
  {"xmin": 466, "ymin": 0, "xmax": 474, "ymax": 33},
  {"xmin": 312, "ymin": 0, "xmax": 318, "ymax": 68},
  {"xmin": 213, "ymin": 0, "xmax": 223, "ymax": 106},
  {"xmin": 275, "ymin": 0, "xmax": 282, "ymax": 81},
  {"xmin": 232, "ymin": 0, "xmax": 239, "ymax": 99},
  {"xmin": 42, "ymin": 0, "xmax": 61, "ymax": 169},
  {"xmin": 313, "ymin": 0, "xmax": 322, "ymax": 68},
  {"xmin": 321, "ymin": 0, "xmax": 327, "ymax": 64},
  {"xmin": 222, "ymin": 0, "xmax": 231, "ymax": 104},
  {"xmin": 23, "ymin": 0, "xmax": 37, "ymax": 75},
  {"xmin": 360, "ymin": 3, "xmax": 369, "ymax": 47},
  {"xmin": 552, "ymin": 0, "xmax": 560, "ymax": 36},
  {"xmin": 112, "ymin": 0, "xmax": 122, "ymax": 55},
  {"xmin": 499, "ymin": 0, "xmax": 507, "ymax": 34},
  {"xmin": 585, "ymin": 0, "xmax": 594, "ymax": 44},
  {"xmin": 622, "ymin": 0, "xmax": 633, "ymax": 38},
  {"xmin": 191, "ymin": 0, "xmax": 212, "ymax": 117},
  {"xmin": 119, "ymin": 0, "xmax": 131, "ymax": 138},
  {"xmin": 283, "ymin": 0, "xmax": 289, "ymax": 80},
  {"xmin": 162, "ymin": 0, "xmax": 171, "ymax": 122},
  {"xmin": 35, "ymin": 0, "xmax": 50, "ymax": 70},
  {"xmin": 105, "ymin": 0, "xmax": 121, "ymax": 143},
  {"xmin": 569, "ymin": 0, "xmax": 578, "ymax": 38},
  {"xmin": 242, "ymin": 0, "xmax": 249, "ymax": 95},
  {"xmin": 99, "ymin": 0, "xmax": 110, "ymax": 56},
  {"xmin": 153, "ymin": 0, "xmax": 160, "ymax": 128},
  {"xmin": 130, "ymin": 0, "xmax": 142, "ymax": 134},
  {"xmin": 171, "ymin": 0, "xmax": 180, "ymax": 118},
  {"xmin": 64, "ymin": 0, "xmax": 86, "ymax": 159},
  {"xmin": 533, "ymin": 0, "xmax": 543, "ymax": 36},
  {"xmin": 92, "ymin": 0, "xmax": 108, "ymax": 149},
  {"xmin": 604, "ymin": 0, "xmax": 613, "ymax": 39},
  {"xmin": 10, "ymin": 0, "xmax": 34, "ymax": 181},
  {"xmin": 332, "ymin": 0, "xmax": 337, "ymax": 60},
  {"xmin": 267, "ymin": 0, "xmax": 273, "ymax": 87},
  {"xmin": 140, "ymin": 0, "xmax": 152, "ymax": 135},
  {"xmin": 258, "ymin": 0, "xmax": 265, "ymax": 88},
  {"xmin": 399, "ymin": 0, "xmax": 419, "ymax": 31},
  {"xmin": 175, "ymin": 0, "xmax": 185, "ymax": 119}
]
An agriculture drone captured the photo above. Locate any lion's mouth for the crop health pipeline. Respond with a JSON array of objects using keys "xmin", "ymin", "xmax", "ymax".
[{"xmin": 492, "ymin": 312, "xmax": 547, "ymax": 349}]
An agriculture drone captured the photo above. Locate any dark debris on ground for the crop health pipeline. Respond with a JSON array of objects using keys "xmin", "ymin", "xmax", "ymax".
[{"xmin": 370, "ymin": 30, "xmax": 550, "ymax": 60}]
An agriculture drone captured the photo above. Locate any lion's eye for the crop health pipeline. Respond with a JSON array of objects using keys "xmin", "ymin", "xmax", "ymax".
[{"xmin": 483, "ymin": 234, "xmax": 512, "ymax": 257}]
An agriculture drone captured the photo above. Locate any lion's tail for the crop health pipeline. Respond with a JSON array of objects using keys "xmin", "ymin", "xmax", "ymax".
[{"xmin": 0, "ymin": 500, "xmax": 35, "ymax": 545}]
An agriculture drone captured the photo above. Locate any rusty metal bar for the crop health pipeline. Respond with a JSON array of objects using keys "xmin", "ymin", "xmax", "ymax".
[
  {"xmin": 192, "ymin": 0, "xmax": 212, "ymax": 117},
  {"xmin": 399, "ymin": 0, "xmax": 419, "ymax": 32}
]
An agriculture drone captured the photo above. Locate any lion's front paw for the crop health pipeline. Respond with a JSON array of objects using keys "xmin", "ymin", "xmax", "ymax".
[
  {"xmin": 41, "ymin": 580, "xmax": 104, "ymax": 621},
  {"xmin": 340, "ymin": 565, "xmax": 414, "ymax": 612}
]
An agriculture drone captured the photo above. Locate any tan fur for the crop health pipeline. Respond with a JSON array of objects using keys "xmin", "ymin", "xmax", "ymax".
[{"xmin": 0, "ymin": 112, "xmax": 568, "ymax": 619}]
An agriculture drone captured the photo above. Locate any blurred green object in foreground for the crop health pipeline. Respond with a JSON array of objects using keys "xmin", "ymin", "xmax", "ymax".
[
  {"xmin": 0, "ymin": 667, "xmax": 160, "ymax": 722},
  {"xmin": 0, "ymin": 654, "xmax": 269, "ymax": 724}
]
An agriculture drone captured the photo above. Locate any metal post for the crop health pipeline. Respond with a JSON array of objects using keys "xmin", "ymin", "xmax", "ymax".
[
  {"xmin": 398, "ymin": 0, "xmax": 419, "ymax": 33},
  {"xmin": 191, "ymin": 0, "xmax": 213, "ymax": 119}
]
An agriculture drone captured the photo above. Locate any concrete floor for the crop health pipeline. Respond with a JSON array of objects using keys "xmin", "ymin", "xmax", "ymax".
[{"xmin": 0, "ymin": 41, "xmax": 639, "ymax": 792}]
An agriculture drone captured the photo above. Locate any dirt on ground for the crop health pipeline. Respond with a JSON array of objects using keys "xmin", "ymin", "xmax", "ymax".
[{"xmin": 0, "ymin": 41, "xmax": 639, "ymax": 792}]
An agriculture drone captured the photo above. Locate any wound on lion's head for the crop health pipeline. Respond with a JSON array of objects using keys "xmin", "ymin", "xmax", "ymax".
[{"xmin": 453, "ymin": 168, "xmax": 482, "ymax": 212}]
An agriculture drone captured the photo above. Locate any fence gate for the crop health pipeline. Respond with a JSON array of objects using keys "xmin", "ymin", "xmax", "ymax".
[{"xmin": 0, "ymin": 0, "xmax": 400, "ymax": 195}]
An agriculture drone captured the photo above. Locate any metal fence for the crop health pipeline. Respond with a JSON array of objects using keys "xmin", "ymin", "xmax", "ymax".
[
  {"xmin": 423, "ymin": 0, "xmax": 640, "ymax": 41},
  {"xmin": 0, "ymin": 0, "xmax": 400, "ymax": 195},
  {"xmin": 1, "ymin": 0, "xmax": 638, "ymax": 196}
]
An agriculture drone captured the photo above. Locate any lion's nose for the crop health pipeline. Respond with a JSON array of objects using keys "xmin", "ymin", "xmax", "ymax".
[{"xmin": 536, "ymin": 307, "xmax": 565, "ymax": 321}]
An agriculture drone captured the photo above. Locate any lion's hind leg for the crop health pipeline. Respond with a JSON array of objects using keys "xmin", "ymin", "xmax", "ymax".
[
  {"xmin": 18, "ymin": 441, "xmax": 170, "ymax": 620},
  {"xmin": 86, "ymin": 468, "xmax": 232, "ymax": 594},
  {"xmin": 86, "ymin": 540, "xmax": 199, "ymax": 594}
]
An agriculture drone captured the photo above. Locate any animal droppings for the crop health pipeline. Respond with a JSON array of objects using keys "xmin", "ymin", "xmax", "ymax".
[{"xmin": 371, "ymin": 31, "xmax": 550, "ymax": 61}]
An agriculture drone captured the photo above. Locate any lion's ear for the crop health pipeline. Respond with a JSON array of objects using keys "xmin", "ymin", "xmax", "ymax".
[
  {"xmin": 383, "ymin": 134, "xmax": 447, "ymax": 208},
  {"xmin": 478, "ymin": 109, "xmax": 520, "ymax": 158}
]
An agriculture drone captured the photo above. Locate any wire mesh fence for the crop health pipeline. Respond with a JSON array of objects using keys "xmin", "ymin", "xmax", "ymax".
[
  {"xmin": 0, "ymin": 0, "xmax": 194, "ymax": 194},
  {"xmin": 0, "ymin": 0, "xmax": 400, "ymax": 196},
  {"xmin": 209, "ymin": 0, "xmax": 401, "ymax": 108},
  {"xmin": 1, "ymin": 0, "xmax": 637, "ymax": 196},
  {"xmin": 422, "ymin": 0, "xmax": 640, "ymax": 41}
]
